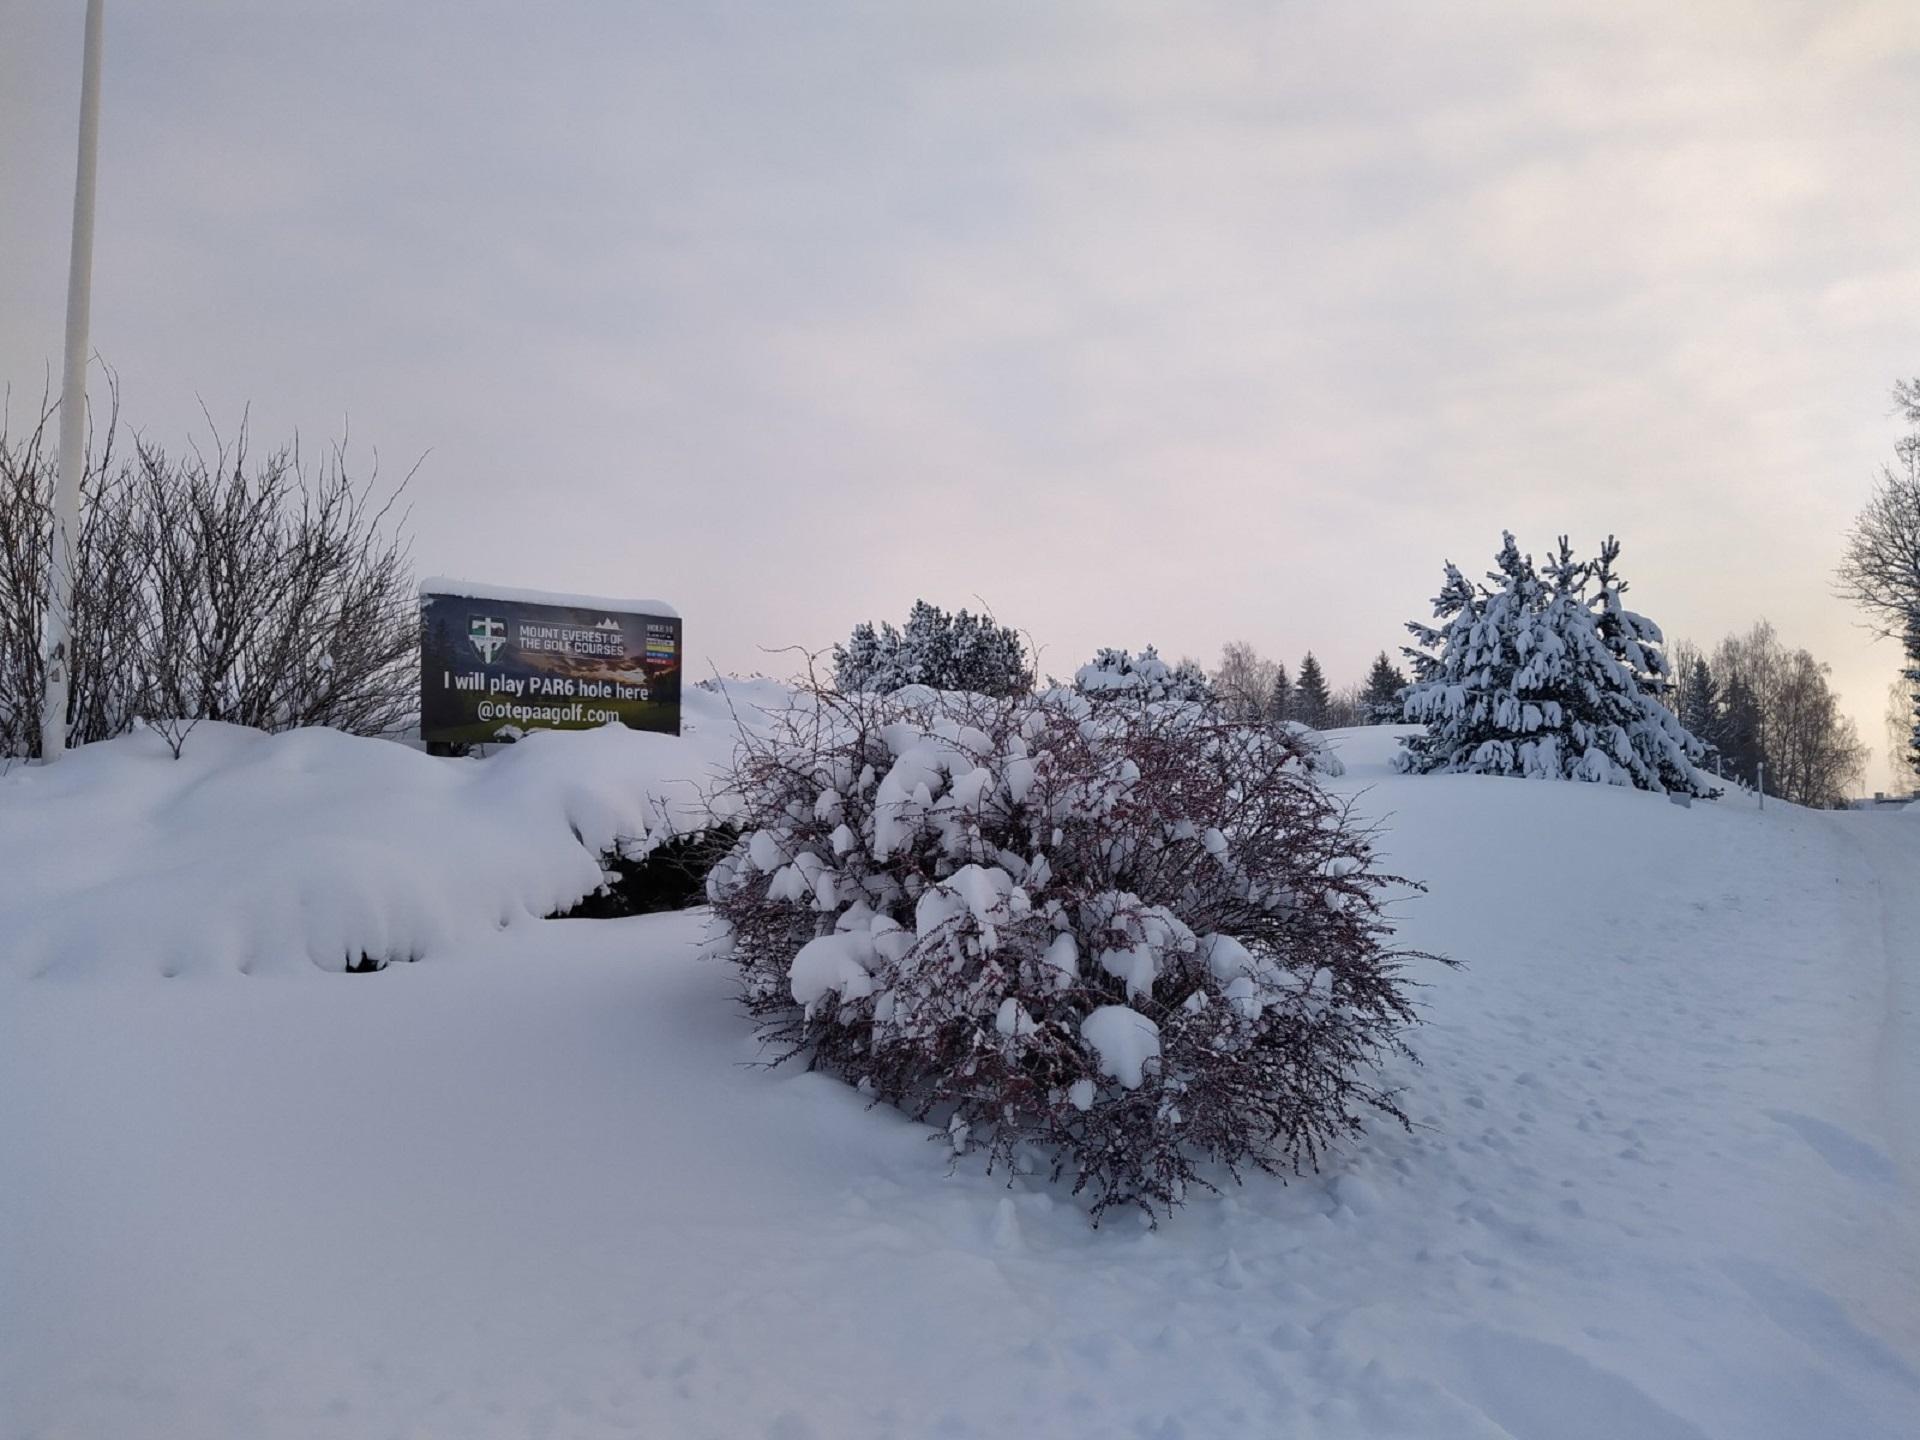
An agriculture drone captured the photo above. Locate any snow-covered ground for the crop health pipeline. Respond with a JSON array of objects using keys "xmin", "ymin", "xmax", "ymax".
[{"xmin": 4, "ymin": 722, "xmax": 1918, "ymax": 1439}]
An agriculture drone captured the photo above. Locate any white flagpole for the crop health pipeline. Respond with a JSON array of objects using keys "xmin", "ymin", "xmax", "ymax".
[{"xmin": 40, "ymin": 0, "xmax": 107, "ymax": 762}]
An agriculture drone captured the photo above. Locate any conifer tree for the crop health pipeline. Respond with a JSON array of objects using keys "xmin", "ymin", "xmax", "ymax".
[
  {"xmin": 833, "ymin": 621, "xmax": 892, "ymax": 691},
  {"xmin": 1295, "ymin": 653, "xmax": 1330, "ymax": 728},
  {"xmin": 1396, "ymin": 533, "xmax": 1716, "ymax": 795},
  {"xmin": 1361, "ymin": 652, "xmax": 1407, "ymax": 724},
  {"xmin": 1589, "ymin": 536, "xmax": 1675, "ymax": 704},
  {"xmin": 1401, "ymin": 562, "xmax": 1479, "ymax": 690},
  {"xmin": 1075, "ymin": 645, "xmax": 1213, "ymax": 705},
  {"xmin": 1679, "ymin": 655, "xmax": 1721, "ymax": 768},
  {"xmin": 1396, "ymin": 535, "xmax": 1540, "ymax": 776},
  {"xmin": 1538, "ymin": 537, "xmax": 1713, "ymax": 794},
  {"xmin": 832, "ymin": 601, "xmax": 1032, "ymax": 696},
  {"xmin": 1267, "ymin": 660, "xmax": 1293, "ymax": 724},
  {"xmin": 1717, "ymin": 667, "xmax": 1764, "ymax": 788}
]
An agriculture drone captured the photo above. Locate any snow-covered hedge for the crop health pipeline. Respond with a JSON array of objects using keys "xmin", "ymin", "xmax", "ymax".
[
  {"xmin": 1073, "ymin": 646, "xmax": 1213, "ymax": 705},
  {"xmin": 832, "ymin": 601, "xmax": 1032, "ymax": 698},
  {"xmin": 707, "ymin": 682, "xmax": 1438, "ymax": 1220},
  {"xmin": 1074, "ymin": 648, "xmax": 1345, "ymax": 778}
]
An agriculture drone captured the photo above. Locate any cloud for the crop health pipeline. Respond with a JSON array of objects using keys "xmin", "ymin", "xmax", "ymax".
[{"xmin": 4, "ymin": 0, "xmax": 1916, "ymax": 783}]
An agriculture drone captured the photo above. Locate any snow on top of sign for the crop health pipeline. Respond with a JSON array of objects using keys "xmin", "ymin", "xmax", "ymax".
[{"xmin": 420, "ymin": 576, "xmax": 679, "ymax": 618}]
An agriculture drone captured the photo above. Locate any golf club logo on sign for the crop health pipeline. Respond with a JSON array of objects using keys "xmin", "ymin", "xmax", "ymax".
[{"xmin": 468, "ymin": 615, "xmax": 508, "ymax": 664}]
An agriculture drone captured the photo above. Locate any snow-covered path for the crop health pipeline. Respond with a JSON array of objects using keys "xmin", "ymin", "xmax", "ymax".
[
  {"xmin": 1842, "ymin": 811, "xmax": 1920, "ymax": 1187},
  {"xmin": 4, "ymin": 731, "xmax": 1917, "ymax": 1439}
]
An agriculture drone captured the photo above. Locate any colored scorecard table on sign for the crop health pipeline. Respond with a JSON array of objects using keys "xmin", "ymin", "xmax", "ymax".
[{"xmin": 419, "ymin": 578, "xmax": 681, "ymax": 745}]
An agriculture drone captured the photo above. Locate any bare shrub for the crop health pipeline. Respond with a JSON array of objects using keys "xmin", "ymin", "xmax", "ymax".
[
  {"xmin": 1211, "ymin": 640, "xmax": 1280, "ymax": 723},
  {"xmin": 707, "ymin": 680, "xmax": 1445, "ymax": 1222},
  {"xmin": 0, "ymin": 392, "xmax": 414, "ymax": 756}
]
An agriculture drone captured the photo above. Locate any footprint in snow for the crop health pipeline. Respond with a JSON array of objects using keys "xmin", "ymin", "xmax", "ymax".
[
  {"xmin": 1763, "ymin": 1109, "xmax": 1900, "ymax": 1187},
  {"xmin": 1719, "ymin": 1258, "xmax": 1920, "ymax": 1394},
  {"xmin": 1449, "ymin": 1327, "xmax": 1712, "ymax": 1440}
]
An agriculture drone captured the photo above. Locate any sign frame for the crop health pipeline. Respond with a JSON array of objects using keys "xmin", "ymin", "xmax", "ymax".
[{"xmin": 418, "ymin": 579, "xmax": 682, "ymax": 749}]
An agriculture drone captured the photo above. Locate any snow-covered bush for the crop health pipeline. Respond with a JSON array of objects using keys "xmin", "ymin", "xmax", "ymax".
[
  {"xmin": 557, "ymin": 825, "xmax": 741, "ymax": 919},
  {"xmin": 707, "ymin": 681, "xmax": 1439, "ymax": 1220},
  {"xmin": 832, "ymin": 601, "xmax": 1032, "ymax": 697},
  {"xmin": 1279, "ymin": 719, "xmax": 1346, "ymax": 778},
  {"xmin": 1076, "ymin": 648, "xmax": 1345, "ymax": 776},
  {"xmin": 1396, "ymin": 533, "xmax": 1717, "ymax": 797},
  {"xmin": 1074, "ymin": 646, "xmax": 1213, "ymax": 705}
]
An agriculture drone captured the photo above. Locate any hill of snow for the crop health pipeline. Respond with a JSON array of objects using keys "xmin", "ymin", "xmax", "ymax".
[
  {"xmin": 0, "ymin": 681, "xmax": 782, "ymax": 981},
  {"xmin": 4, "ymin": 719, "xmax": 1917, "ymax": 1438}
]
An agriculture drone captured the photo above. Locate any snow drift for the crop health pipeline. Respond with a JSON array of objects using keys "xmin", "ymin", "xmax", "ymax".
[{"xmin": 0, "ymin": 681, "xmax": 782, "ymax": 980}]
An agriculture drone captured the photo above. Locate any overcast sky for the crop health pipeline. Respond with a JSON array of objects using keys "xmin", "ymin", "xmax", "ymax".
[{"xmin": 5, "ymin": 1, "xmax": 1917, "ymax": 787}]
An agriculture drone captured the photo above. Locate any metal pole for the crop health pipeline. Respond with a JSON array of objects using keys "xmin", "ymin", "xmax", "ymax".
[
  {"xmin": 1756, "ymin": 761, "xmax": 1764, "ymax": 810},
  {"xmin": 39, "ymin": 0, "xmax": 106, "ymax": 762}
]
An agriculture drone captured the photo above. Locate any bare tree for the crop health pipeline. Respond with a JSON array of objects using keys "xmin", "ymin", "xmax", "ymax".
[
  {"xmin": 1321, "ymin": 683, "xmax": 1367, "ymax": 730},
  {"xmin": 1712, "ymin": 622, "xmax": 1866, "ymax": 807},
  {"xmin": 1211, "ymin": 640, "xmax": 1278, "ymax": 723},
  {"xmin": 1837, "ymin": 380, "xmax": 1920, "ymax": 787},
  {"xmin": 1837, "ymin": 380, "xmax": 1920, "ymax": 640}
]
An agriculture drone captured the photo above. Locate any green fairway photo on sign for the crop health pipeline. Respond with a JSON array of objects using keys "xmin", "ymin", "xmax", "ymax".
[{"xmin": 419, "ymin": 579, "xmax": 681, "ymax": 745}]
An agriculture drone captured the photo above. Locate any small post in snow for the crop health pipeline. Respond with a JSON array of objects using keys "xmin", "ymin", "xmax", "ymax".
[{"xmin": 1756, "ymin": 762, "xmax": 1764, "ymax": 810}]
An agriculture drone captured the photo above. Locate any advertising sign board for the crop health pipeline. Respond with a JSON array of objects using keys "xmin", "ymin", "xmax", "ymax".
[{"xmin": 419, "ymin": 579, "xmax": 681, "ymax": 746}]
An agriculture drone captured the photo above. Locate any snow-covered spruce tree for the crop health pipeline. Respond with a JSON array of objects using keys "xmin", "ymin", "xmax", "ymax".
[
  {"xmin": 708, "ymin": 682, "xmax": 1441, "ymax": 1221},
  {"xmin": 1361, "ymin": 652, "xmax": 1407, "ymax": 724},
  {"xmin": 1395, "ymin": 534, "xmax": 1717, "ymax": 796},
  {"xmin": 1588, "ymin": 537, "xmax": 1675, "ymax": 703},
  {"xmin": 1073, "ymin": 646, "xmax": 1213, "ymax": 705},
  {"xmin": 1568, "ymin": 537, "xmax": 1719, "ymax": 793},
  {"xmin": 831, "ymin": 601, "xmax": 1032, "ymax": 697},
  {"xmin": 832, "ymin": 621, "xmax": 892, "ymax": 693},
  {"xmin": 1393, "ymin": 540, "xmax": 1529, "ymax": 773}
]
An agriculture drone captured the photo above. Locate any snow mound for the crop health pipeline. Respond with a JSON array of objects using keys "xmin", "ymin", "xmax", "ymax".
[{"xmin": 0, "ymin": 683, "xmax": 774, "ymax": 980}]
